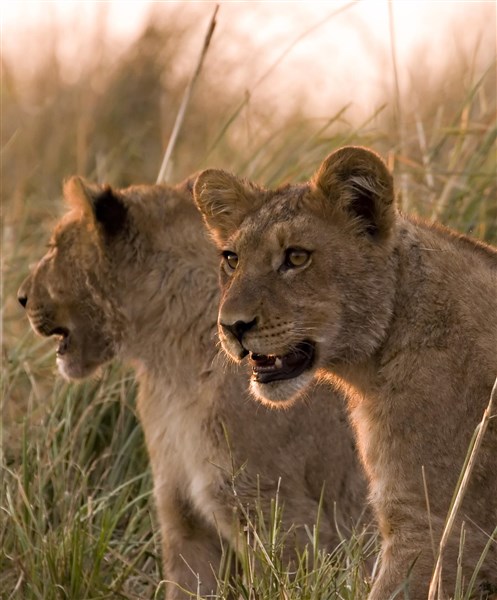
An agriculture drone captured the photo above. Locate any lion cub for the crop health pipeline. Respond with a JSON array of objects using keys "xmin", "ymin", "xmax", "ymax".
[
  {"xmin": 194, "ymin": 146, "xmax": 497, "ymax": 600},
  {"xmin": 18, "ymin": 177, "xmax": 367, "ymax": 599}
]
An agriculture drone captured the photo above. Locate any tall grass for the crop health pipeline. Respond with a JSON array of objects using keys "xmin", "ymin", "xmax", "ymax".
[{"xmin": 2, "ymin": 5, "xmax": 496, "ymax": 599}]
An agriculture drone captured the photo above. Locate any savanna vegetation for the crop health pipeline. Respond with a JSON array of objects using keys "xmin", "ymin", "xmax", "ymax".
[{"xmin": 2, "ymin": 4, "xmax": 496, "ymax": 599}]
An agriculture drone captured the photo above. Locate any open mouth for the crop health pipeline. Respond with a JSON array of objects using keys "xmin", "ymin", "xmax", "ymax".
[
  {"xmin": 48, "ymin": 327, "xmax": 70, "ymax": 356},
  {"xmin": 249, "ymin": 341, "xmax": 316, "ymax": 384}
]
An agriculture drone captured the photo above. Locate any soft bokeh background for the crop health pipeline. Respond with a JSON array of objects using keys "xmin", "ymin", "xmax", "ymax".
[{"xmin": 1, "ymin": 2, "xmax": 496, "ymax": 597}]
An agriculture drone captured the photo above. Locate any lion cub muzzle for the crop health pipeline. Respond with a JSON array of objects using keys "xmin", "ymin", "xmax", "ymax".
[
  {"xmin": 18, "ymin": 276, "xmax": 71, "ymax": 356},
  {"xmin": 219, "ymin": 316, "xmax": 316, "ymax": 383},
  {"xmin": 249, "ymin": 342, "xmax": 316, "ymax": 384}
]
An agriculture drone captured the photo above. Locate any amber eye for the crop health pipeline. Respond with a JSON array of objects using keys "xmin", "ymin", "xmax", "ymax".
[
  {"xmin": 222, "ymin": 251, "xmax": 239, "ymax": 272},
  {"xmin": 284, "ymin": 248, "xmax": 311, "ymax": 269}
]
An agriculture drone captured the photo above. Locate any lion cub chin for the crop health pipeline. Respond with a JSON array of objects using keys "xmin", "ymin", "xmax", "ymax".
[
  {"xmin": 194, "ymin": 146, "xmax": 497, "ymax": 600},
  {"xmin": 19, "ymin": 176, "xmax": 368, "ymax": 600}
]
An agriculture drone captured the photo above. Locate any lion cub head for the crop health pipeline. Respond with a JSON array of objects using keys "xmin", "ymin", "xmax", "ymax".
[
  {"xmin": 17, "ymin": 178, "xmax": 132, "ymax": 379},
  {"xmin": 194, "ymin": 146, "xmax": 397, "ymax": 405},
  {"xmin": 18, "ymin": 177, "xmax": 193, "ymax": 380}
]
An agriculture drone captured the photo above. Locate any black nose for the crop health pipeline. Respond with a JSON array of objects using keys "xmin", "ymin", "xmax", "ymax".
[
  {"xmin": 18, "ymin": 293, "xmax": 28, "ymax": 308},
  {"xmin": 221, "ymin": 318, "xmax": 257, "ymax": 344}
]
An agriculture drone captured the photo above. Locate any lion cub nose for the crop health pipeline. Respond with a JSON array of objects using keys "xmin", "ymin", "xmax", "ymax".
[
  {"xmin": 17, "ymin": 290, "xmax": 28, "ymax": 308},
  {"xmin": 221, "ymin": 318, "xmax": 257, "ymax": 344},
  {"xmin": 18, "ymin": 277, "xmax": 31, "ymax": 309}
]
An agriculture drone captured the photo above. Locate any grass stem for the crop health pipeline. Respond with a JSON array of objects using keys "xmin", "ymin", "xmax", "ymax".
[{"xmin": 156, "ymin": 4, "xmax": 219, "ymax": 184}]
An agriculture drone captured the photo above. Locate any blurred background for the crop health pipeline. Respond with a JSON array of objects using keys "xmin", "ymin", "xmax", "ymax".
[
  {"xmin": 3, "ymin": 1, "xmax": 496, "ymax": 191},
  {"xmin": 1, "ymin": 2, "xmax": 496, "ymax": 597}
]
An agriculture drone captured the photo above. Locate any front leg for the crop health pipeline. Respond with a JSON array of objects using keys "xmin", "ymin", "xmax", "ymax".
[
  {"xmin": 368, "ymin": 531, "xmax": 436, "ymax": 600},
  {"xmin": 369, "ymin": 521, "xmax": 496, "ymax": 600},
  {"xmin": 161, "ymin": 524, "xmax": 228, "ymax": 600},
  {"xmin": 155, "ymin": 489, "xmax": 232, "ymax": 600}
]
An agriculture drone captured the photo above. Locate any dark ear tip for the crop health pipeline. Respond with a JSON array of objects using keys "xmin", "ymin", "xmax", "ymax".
[{"xmin": 94, "ymin": 186, "xmax": 127, "ymax": 236}]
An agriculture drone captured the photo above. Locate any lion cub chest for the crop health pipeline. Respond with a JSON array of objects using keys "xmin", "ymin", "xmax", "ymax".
[{"xmin": 136, "ymin": 376, "xmax": 232, "ymax": 532}]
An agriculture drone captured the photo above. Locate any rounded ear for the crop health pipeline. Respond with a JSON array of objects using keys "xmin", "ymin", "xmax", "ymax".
[
  {"xmin": 63, "ymin": 176, "xmax": 127, "ymax": 237},
  {"xmin": 312, "ymin": 146, "xmax": 395, "ymax": 240},
  {"xmin": 193, "ymin": 169, "xmax": 263, "ymax": 247}
]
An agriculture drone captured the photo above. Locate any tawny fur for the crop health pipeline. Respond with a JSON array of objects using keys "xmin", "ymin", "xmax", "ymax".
[
  {"xmin": 18, "ymin": 177, "xmax": 367, "ymax": 599},
  {"xmin": 194, "ymin": 146, "xmax": 497, "ymax": 600}
]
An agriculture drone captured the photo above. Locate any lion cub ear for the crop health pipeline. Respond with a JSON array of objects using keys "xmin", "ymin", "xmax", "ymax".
[
  {"xmin": 63, "ymin": 176, "xmax": 127, "ymax": 237},
  {"xmin": 193, "ymin": 169, "xmax": 262, "ymax": 246},
  {"xmin": 312, "ymin": 146, "xmax": 395, "ymax": 240}
]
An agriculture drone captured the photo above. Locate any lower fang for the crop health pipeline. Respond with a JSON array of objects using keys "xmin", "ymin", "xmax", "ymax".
[{"xmin": 274, "ymin": 357, "xmax": 283, "ymax": 369}]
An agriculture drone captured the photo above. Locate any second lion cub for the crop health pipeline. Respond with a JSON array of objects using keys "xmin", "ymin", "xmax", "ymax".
[{"xmin": 194, "ymin": 146, "xmax": 497, "ymax": 600}]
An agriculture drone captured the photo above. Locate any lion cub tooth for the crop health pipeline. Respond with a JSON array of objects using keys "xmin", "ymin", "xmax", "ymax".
[{"xmin": 274, "ymin": 357, "xmax": 283, "ymax": 369}]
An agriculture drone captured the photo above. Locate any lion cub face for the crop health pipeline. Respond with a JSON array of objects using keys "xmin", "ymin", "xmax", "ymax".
[
  {"xmin": 18, "ymin": 178, "xmax": 127, "ymax": 379},
  {"xmin": 194, "ymin": 146, "xmax": 397, "ymax": 405}
]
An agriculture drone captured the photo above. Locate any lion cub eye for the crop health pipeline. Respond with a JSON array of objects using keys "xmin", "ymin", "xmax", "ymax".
[
  {"xmin": 222, "ymin": 251, "xmax": 239, "ymax": 273},
  {"xmin": 284, "ymin": 247, "xmax": 311, "ymax": 269}
]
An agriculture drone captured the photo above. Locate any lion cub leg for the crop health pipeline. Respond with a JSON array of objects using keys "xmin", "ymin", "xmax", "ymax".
[
  {"xmin": 370, "ymin": 520, "xmax": 496, "ymax": 600},
  {"xmin": 367, "ymin": 498, "xmax": 443, "ymax": 599},
  {"xmin": 369, "ymin": 529, "xmax": 439, "ymax": 600},
  {"xmin": 155, "ymin": 492, "xmax": 230, "ymax": 600},
  {"xmin": 161, "ymin": 533, "xmax": 224, "ymax": 600}
]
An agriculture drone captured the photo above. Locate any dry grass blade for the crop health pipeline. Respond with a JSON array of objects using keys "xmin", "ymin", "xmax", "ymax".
[
  {"xmin": 427, "ymin": 375, "xmax": 497, "ymax": 600},
  {"xmin": 388, "ymin": 0, "xmax": 409, "ymax": 212},
  {"xmin": 156, "ymin": 4, "xmax": 219, "ymax": 184}
]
